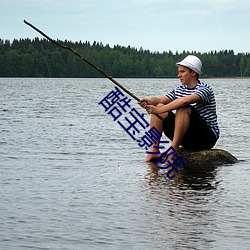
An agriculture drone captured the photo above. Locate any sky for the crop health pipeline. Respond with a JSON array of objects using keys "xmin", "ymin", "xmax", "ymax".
[{"xmin": 1, "ymin": 0, "xmax": 250, "ymax": 53}]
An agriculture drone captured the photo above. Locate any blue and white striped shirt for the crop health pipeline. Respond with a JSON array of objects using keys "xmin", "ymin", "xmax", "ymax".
[{"xmin": 166, "ymin": 80, "xmax": 220, "ymax": 139}]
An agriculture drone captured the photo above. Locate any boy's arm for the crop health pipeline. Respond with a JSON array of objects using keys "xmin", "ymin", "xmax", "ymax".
[
  {"xmin": 146, "ymin": 94, "xmax": 201, "ymax": 114},
  {"xmin": 138, "ymin": 95, "xmax": 171, "ymax": 108}
]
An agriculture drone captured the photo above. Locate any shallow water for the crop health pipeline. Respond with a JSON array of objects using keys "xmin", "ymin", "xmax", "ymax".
[{"xmin": 0, "ymin": 78, "xmax": 250, "ymax": 249}]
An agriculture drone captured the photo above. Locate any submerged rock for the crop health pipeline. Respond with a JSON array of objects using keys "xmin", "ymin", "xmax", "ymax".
[{"xmin": 178, "ymin": 148, "xmax": 238, "ymax": 166}]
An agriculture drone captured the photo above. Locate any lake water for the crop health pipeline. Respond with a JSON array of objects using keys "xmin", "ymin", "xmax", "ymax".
[{"xmin": 0, "ymin": 78, "xmax": 250, "ymax": 250}]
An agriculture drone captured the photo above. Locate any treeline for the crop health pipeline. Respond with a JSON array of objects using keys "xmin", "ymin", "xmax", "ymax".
[{"xmin": 0, "ymin": 38, "xmax": 250, "ymax": 78}]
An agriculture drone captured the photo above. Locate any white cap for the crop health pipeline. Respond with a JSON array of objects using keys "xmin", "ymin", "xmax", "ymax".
[{"xmin": 176, "ymin": 55, "xmax": 202, "ymax": 75}]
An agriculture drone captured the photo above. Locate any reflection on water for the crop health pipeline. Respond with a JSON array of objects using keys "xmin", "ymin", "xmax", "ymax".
[
  {"xmin": 144, "ymin": 159, "xmax": 250, "ymax": 249},
  {"xmin": 146, "ymin": 160, "xmax": 219, "ymax": 189},
  {"xmin": 144, "ymin": 163, "xmax": 220, "ymax": 249}
]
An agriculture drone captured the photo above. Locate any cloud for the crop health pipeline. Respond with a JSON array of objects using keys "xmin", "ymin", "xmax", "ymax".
[
  {"xmin": 196, "ymin": 0, "xmax": 250, "ymax": 10},
  {"xmin": 134, "ymin": 0, "xmax": 168, "ymax": 5},
  {"xmin": 79, "ymin": 3, "xmax": 89, "ymax": 10},
  {"xmin": 1, "ymin": 0, "xmax": 250, "ymax": 53}
]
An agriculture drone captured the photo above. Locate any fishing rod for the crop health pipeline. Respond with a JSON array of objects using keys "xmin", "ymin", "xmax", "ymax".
[{"xmin": 23, "ymin": 20, "xmax": 163, "ymax": 120}]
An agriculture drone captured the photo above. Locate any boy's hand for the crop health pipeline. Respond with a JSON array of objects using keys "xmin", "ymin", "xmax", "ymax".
[
  {"xmin": 138, "ymin": 98, "xmax": 150, "ymax": 108},
  {"xmin": 146, "ymin": 105, "xmax": 159, "ymax": 115}
]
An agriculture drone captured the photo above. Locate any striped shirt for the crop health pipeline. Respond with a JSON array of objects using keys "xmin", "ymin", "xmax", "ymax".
[{"xmin": 166, "ymin": 80, "xmax": 220, "ymax": 139}]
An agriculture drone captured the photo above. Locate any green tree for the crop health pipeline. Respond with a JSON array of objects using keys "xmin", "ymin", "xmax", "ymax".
[{"xmin": 244, "ymin": 56, "xmax": 250, "ymax": 76}]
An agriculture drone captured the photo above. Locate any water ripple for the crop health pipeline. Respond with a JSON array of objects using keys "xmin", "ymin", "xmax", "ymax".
[{"xmin": 0, "ymin": 78, "xmax": 250, "ymax": 249}]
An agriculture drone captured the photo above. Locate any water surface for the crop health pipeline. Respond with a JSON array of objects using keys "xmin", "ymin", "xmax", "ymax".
[{"xmin": 0, "ymin": 78, "xmax": 250, "ymax": 249}]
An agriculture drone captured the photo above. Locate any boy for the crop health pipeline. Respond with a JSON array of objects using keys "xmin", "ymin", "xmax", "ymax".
[{"xmin": 138, "ymin": 55, "xmax": 219, "ymax": 162}]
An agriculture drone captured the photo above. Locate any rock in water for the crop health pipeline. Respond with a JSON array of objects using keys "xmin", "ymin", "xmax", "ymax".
[{"xmin": 178, "ymin": 148, "xmax": 238, "ymax": 166}]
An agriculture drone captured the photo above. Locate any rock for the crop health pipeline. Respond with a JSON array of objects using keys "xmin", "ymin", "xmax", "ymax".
[{"xmin": 178, "ymin": 148, "xmax": 238, "ymax": 166}]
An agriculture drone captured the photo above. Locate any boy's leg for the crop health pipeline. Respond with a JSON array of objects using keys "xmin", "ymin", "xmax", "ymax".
[
  {"xmin": 144, "ymin": 104, "xmax": 169, "ymax": 162},
  {"xmin": 171, "ymin": 106, "xmax": 192, "ymax": 153},
  {"xmin": 179, "ymin": 107, "xmax": 217, "ymax": 150}
]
